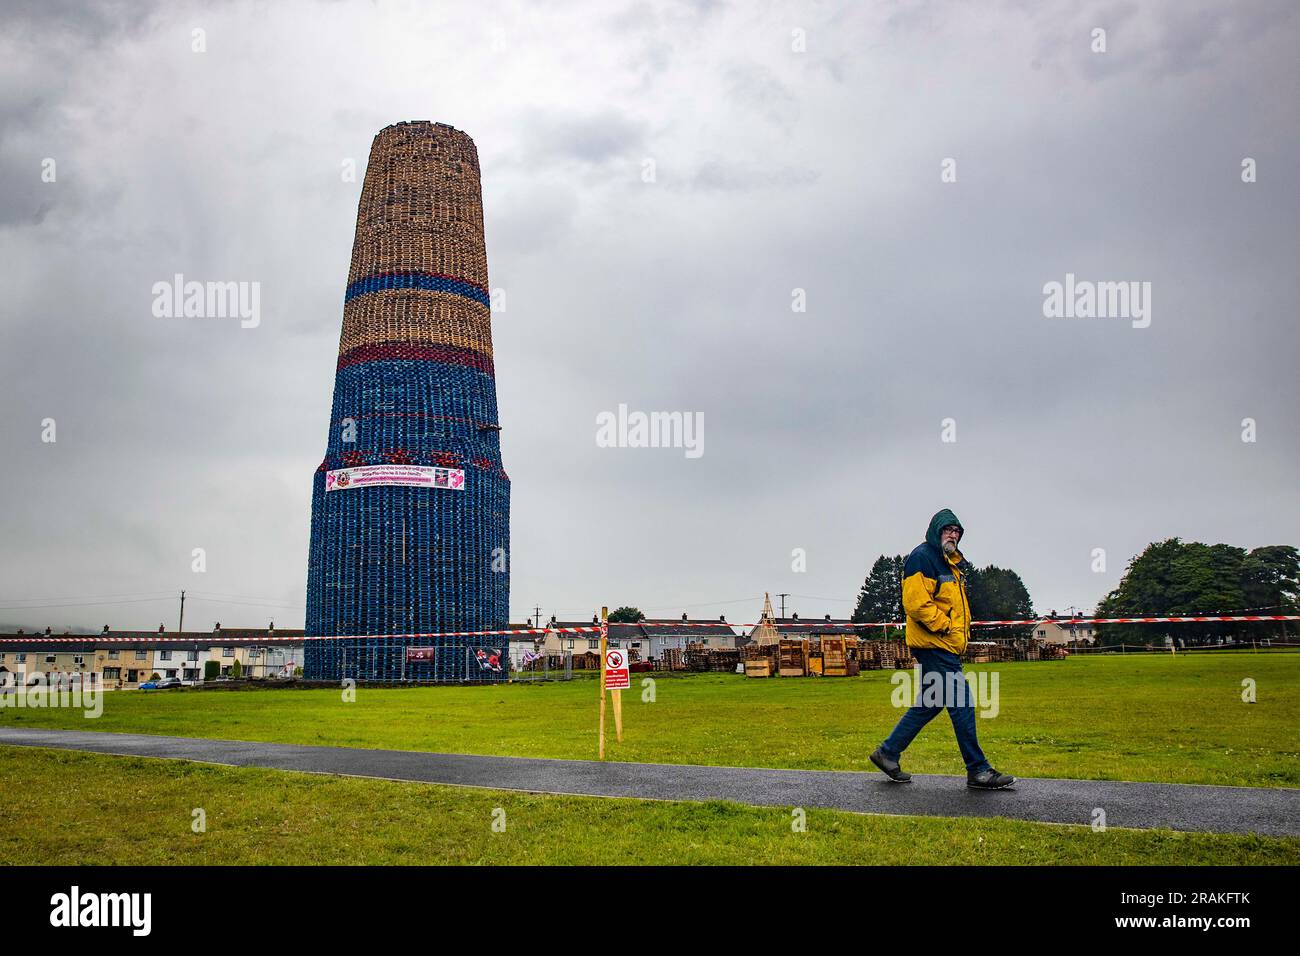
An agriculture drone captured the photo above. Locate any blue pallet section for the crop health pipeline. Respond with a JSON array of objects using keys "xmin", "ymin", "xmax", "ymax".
[{"xmin": 305, "ymin": 636, "xmax": 509, "ymax": 684}]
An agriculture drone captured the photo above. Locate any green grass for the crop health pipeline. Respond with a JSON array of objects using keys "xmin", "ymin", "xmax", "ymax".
[
  {"xmin": 2, "ymin": 747, "xmax": 1295, "ymax": 865},
  {"xmin": 3, "ymin": 654, "xmax": 1296, "ymax": 787}
]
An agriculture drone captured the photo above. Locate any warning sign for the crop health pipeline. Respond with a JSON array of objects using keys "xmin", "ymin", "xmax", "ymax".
[{"xmin": 604, "ymin": 647, "xmax": 630, "ymax": 690}]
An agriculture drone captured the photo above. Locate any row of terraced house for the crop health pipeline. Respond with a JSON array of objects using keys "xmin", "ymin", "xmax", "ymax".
[{"xmin": 0, "ymin": 626, "xmax": 305, "ymax": 689}]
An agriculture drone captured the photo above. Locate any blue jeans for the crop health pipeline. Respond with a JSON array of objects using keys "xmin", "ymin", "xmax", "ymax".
[{"xmin": 880, "ymin": 647, "xmax": 991, "ymax": 774}]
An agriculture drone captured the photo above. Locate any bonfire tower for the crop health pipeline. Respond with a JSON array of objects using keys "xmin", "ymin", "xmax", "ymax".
[{"xmin": 304, "ymin": 121, "xmax": 509, "ymax": 682}]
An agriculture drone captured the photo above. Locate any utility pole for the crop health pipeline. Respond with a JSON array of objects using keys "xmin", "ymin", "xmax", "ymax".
[
  {"xmin": 533, "ymin": 605, "xmax": 542, "ymax": 629},
  {"xmin": 777, "ymin": 593, "xmax": 790, "ymax": 618},
  {"xmin": 178, "ymin": 590, "xmax": 186, "ymax": 633}
]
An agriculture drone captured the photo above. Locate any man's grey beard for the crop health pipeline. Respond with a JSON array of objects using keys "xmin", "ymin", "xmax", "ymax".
[{"xmin": 942, "ymin": 540, "xmax": 958, "ymax": 554}]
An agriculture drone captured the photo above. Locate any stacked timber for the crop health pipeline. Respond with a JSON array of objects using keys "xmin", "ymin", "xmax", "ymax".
[{"xmin": 778, "ymin": 638, "xmax": 807, "ymax": 677}]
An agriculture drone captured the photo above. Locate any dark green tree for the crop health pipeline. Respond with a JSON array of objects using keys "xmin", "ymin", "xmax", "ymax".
[
  {"xmin": 608, "ymin": 606, "xmax": 645, "ymax": 623},
  {"xmin": 1094, "ymin": 538, "xmax": 1295, "ymax": 647},
  {"xmin": 1241, "ymin": 545, "xmax": 1300, "ymax": 612},
  {"xmin": 964, "ymin": 564, "xmax": 1035, "ymax": 641},
  {"xmin": 852, "ymin": 555, "xmax": 905, "ymax": 625}
]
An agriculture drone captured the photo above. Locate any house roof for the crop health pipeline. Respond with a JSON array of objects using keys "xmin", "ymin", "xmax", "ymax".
[
  {"xmin": 637, "ymin": 618, "xmax": 738, "ymax": 638},
  {"xmin": 772, "ymin": 617, "xmax": 860, "ymax": 636},
  {"xmin": 0, "ymin": 629, "xmax": 306, "ymax": 649}
]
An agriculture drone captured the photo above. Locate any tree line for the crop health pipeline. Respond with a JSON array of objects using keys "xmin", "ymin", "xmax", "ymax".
[{"xmin": 851, "ymin": 539, "xmax": 1299, "ymax": 646}]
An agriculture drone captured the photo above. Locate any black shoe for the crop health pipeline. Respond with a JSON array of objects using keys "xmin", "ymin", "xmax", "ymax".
[
  {"xmin": 870, "ymin": 747, "xmax": 912, "ymax": 782},
  {"xmin": 967, "ymin": 768, "xmax": 1016, "ymax": 790}
]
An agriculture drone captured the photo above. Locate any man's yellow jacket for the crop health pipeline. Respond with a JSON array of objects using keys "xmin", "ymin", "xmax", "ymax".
[{"xmin": 902, "ymin": 509, "xmax": 971, "ymax": 655}]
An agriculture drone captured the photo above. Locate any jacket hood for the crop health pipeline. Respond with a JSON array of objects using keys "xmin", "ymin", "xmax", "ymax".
[{"xmin": 925, "ymin": 509, "xmax": 964, "ymax": 550}]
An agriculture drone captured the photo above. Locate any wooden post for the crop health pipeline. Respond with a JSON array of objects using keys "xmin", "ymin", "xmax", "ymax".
[
  {"xmin": 598, "ymin": 607, "xmax": 608, "ymax": 759},
  {"xmin": 613, "ymin": 673, "xmax": 624, "ymax": 744}
]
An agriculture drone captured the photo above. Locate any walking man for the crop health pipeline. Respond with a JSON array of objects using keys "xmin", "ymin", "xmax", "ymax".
[{"xmin": 870, "ymin": 509, "xmax": 1015, "ymax": 789}]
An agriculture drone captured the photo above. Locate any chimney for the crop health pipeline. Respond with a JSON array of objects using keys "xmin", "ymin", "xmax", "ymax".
[
  {"xmin": 592, "ymin": 614, "xmax": 598, "ymax": 624},
  {"xmin": 792, "ymin": 612, "xmax": 800, "ymax": 622},
  {"xmin": 825, "ymin": 613, "xmax": 832, "ymax": 622},
  {"xmin": 681, "ymin": 612, "xmax": 688, "ymax": 622},
  {"xmin": 45, "ymin": 627, "xmax": 51, "ymax": 636},
  {"xmin": 159, "ymin": 624, "xmax": 165, "ymax": 633},
  {"xmin": 719, "ymin": 614, "xmax": 726, "ymax": 623},
  {"xmin": 214, "ymin": 622, "xmax": 221, "ymax": 633},
  {"xmin": 102, "ymin": 625, "xmax": 110, "ymax": 634}
]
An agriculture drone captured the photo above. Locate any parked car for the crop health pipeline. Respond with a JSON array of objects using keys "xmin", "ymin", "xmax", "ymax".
[
  {"xmin": 156, "ymin": 678, "xmax": 183, "ymax": 689},
  {"xmin": 139, "ymin": 681, "xmax": 159, "ymax": 690}
]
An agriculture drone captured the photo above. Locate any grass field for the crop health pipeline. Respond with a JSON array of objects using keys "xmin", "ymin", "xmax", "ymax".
[
  {"xmin": 2, "ymin": 654, "xmax": 1296, "ymax": 787},
  {"xmin": 2, "ymin": 747, "xmax": 1296, "ymax": 865}
]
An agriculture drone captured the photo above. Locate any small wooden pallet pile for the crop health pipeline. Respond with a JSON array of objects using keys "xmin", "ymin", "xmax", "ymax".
[
  {"xmin": 659, "ymin": 648, "xmax": 686, "ymax": 671},
  {"xmin": 709, "ymin": 649, "xmax": 741, "ymax": 672},
  {"xmin": 684, "ymin": 648, "xmax": 713, "ymax": 672},
  {"xmin": 822, "ymin": 637, "xmax": 848, "ymax": 676},
  {"xmin": 778, "ymin": 638, "xmax": 807, "ymax": 677},
  {"xmin": 745, "ymin": 659, "xmax": 773, "ymax": 677}
]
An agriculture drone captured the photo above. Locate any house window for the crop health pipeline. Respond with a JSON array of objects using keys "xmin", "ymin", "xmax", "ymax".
[
  {"xmin": 73, "ymin": 655, "xmax": 84, "ymax": 665},
  {"xmin": 159, "ymin": 650, "xmax": 172, "ymax": 661},
  {"xmin": 104, "ymin": 668, "xmax": 121, "ymax": 680},
  {"xmin": 566, "ymin": 639, "xmax": 575, "ymax": 650},
  {"xmin": 15, "ymin": 653, "xmax": 26, "ymax": 663},
  {"xmin": 587, "ymin": 639, "xmax": 599, "ymax": 650},
  {"xmin": 108, "ymin": 650, "xmax": 119, "ymax": 660},
  {"xmin": 186, "ymin": 651, "xmax": 199, "ymax": 661},
  {"xmin": 45, "ymin": 655, "xmax": 56, "ymax": 664},
  {"xmin": 1037, "ymin": 630, "xmax": 1046, "ymax": 638},
  {"xmin": 248, "ymin": 648, "xmax": 262, "ymax": 659},
  {"xmin": 222, "ymin": 647, "xmax": 234, "ymax": 658},
  {"xmin": 135, "ymin": 650, "xmax": 147, "ymax": 660}
]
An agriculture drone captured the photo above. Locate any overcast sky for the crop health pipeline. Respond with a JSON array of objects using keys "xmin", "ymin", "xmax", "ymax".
[{"xmin": 2, "ymin": 0, "xmax": 1297, "ymax": 633}]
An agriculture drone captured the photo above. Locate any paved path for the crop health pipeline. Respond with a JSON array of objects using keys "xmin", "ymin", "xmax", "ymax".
[{"xmin": 2, "ymin": 727, "xmax": 1296, "ymax": 836}]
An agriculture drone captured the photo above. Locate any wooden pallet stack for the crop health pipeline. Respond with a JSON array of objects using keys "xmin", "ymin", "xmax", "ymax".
[
  {"xmin": 822, "ymin": 637, "xmax": 848, "ymax": 676},
  {"xmin": 874, "ymin": 640, "xmax": 897, "ymax": 669},
  {"xmin": 778, "ymin": 638, "xmax": 807, "ymax": 677},
  {"xmin": 709, "ymin": 649, "xmax": 741, "ymax": 672},
  {"xmin": 659, "ymin": 647, "xmax": 686, "ymax": 671},
  {"xmin": 684, "ymin": 648, "xmax": 712, "ymax": 672}
]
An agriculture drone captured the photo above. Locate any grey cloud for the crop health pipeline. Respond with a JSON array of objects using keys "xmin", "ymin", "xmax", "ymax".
[{"xmin": 681, "ymin": 159, "xmax": 819, "ymax": 192}]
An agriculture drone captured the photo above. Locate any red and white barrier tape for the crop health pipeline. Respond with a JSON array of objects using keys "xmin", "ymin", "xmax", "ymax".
[{"xmin": 3, "ymin": 615, "xmax": 1296, "ymax": 644}]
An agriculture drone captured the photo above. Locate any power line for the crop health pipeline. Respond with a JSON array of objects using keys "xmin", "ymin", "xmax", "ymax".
[
  {"xmin": 0, "ymin": 596, "xmax": 176, "ymax": 611},
  {"xmin": 186, "ymin": 590, "xmax": 304, "ymax": 603},
  {"xmin": 0, "ymin": 590, "xmax": 174, "ymax": 604}
]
